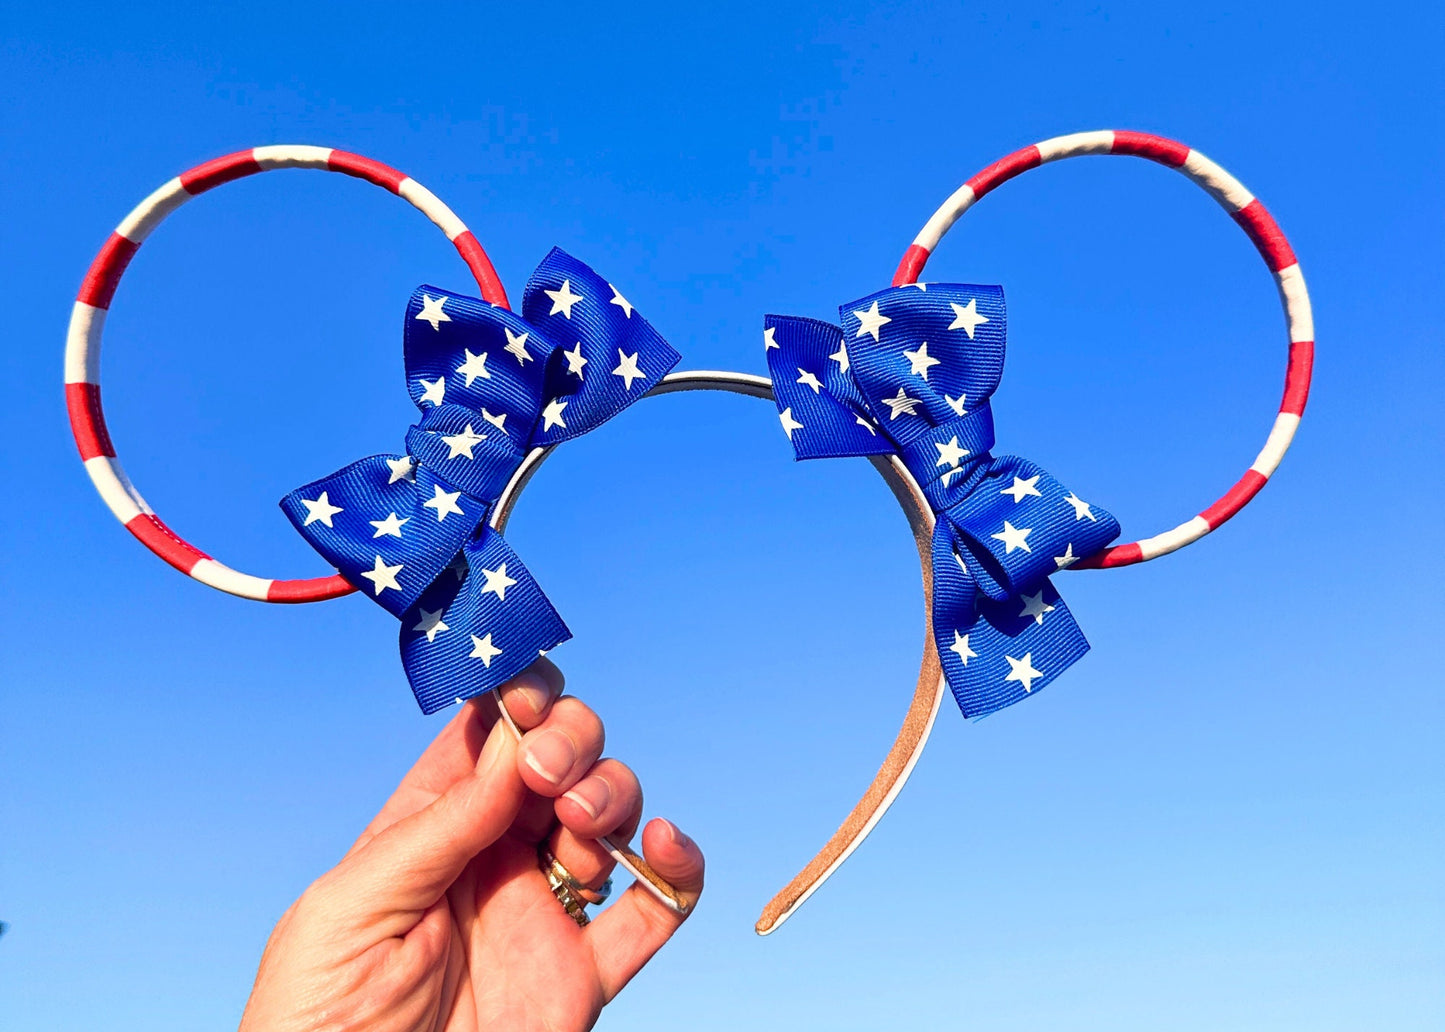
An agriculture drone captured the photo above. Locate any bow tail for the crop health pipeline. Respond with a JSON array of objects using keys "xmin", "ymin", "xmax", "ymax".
[
  {"xmin": 930, "ymin": 522, "xmax": 1091, "ymax": 719},
  {"xmin": 400, "ymin": 527, "xmax": 571, "ymax": 714}
]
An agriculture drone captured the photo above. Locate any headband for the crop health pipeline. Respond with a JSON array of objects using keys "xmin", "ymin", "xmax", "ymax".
[{"xmin": 65, "ymin": 132, "xmax": 1312, "ymax": 935}]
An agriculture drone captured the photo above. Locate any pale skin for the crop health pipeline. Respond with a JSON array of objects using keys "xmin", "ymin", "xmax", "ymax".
[{"xmin": 240, "ymin": 659, "xmax": 704, "ymax": 1032}]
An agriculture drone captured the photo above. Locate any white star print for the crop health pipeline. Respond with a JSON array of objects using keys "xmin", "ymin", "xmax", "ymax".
[
  {"xmin": 1018, "ymin": 590, "xmax": 1055, "ymax": 625},
  {"xmin": 423, "ymin": 484, "xmax": 464, "ymax": 521},
  {"xmin": 386, "ymin": 456, "xmax": 416, "ymax": 484},
  {"xmin": 829, "ymin": 338, "xmax": 850, "ymax": 374},
  {"xmin": 796, "ymin": 368, "xmax": 824, "ymax": 394},
  {"xmin": 948, "ymin": 298, "xmax": 990, "ymax": 339},
  {"xmin": 948, "ymin": 630, "xmax": 978, "ymax": 665},
  {"xmin": 369, "ymin": 511, "xmax": 409, "ymax": 538},
  {"xmin": 446, "ymin": 554, "xmax": 468, "ymax": 581},
  {"xmin": 413, "ymin": 608, "xmax": 449, "ymax": 642},
  {"xmin": 545, "ymin": 279, "xmax": 583, "ymax": 319},
  {"xmin": 1004, "ymin": 652, "xmax": 1043, "ymax": 693},
  {"xmin": 764, "ymin": 326, "xmax": 779, "ymax": 350},
  {"xmin": 944, "ymin": 393, "xmax": 967, "ymax": 416},
  {"xmin": 359, "ymin": 554, "xmax": 403, "ymax": 595},
  {"xmin": 415, "ymin": 294, "xmax": 451, "ymax": 331},
  {"xmin": 612, "ymin": 350, "xmax": 646, "ymax": 390},
  {"xmin": 992, "ymin": 520, "xmax": 1033, "ymax": 554},
  {"xmin": 455, "ymin": 349, "xmax": 490, "ymax": 386},
  {"xmin": 854, "ymin": 414, "xmax": 877, "ymax": 435},
  {"xmin": 541, "ymin": 397, "xmax": 568, "ymax": 432},
  {"xmin": 911, "ymin": 282, "xmax": 928, "ymax": 291},
  {"xmin": 469, "ymin": 632, "xmax": 503, "ymax": 667},
  {"xmin": 1054, "ymin": 543, "xmax": 1079, "ymax": 569},
  {"xmin": 479, "ymin": 562, "xmax": 518, "ymax": 601},
  {"xmin": 418, "ymin": 377, "xmax": 446, "ymax": 407},
  {"xmin": 880, "ymin": 387, "xmax": 921, "ymax": 421},
  {"xmin": 779, "ymin": 407, "xmax": 804, "ymax": 439},
  {"xmin": 608, "ymin": 283, "xmax": 633, "ymax": 318},
  {"xmin": 903, "ymin": 341, "xmax": 942, "ymax": 380},
  {"xmin": 1064, "ymin": 492, "xmax": 1097, "ymax": 521},
  {"xmin": 482, "ymin": 408, "xmax": 507, "ymax": 435},
  {"xmin": 441, "ymin": 424, "xmax": 486, "ymax": 460},
  {"xmin": 504, "ymin": 328, "xmax": 532, "ymax": 365},
  {"xmin": 301, "ymin": 492, "xmax": 343, "ymax": 527},
  {"xmin": 563, "ymin": 342, "xmax": 587, "ymax": 379},
  {"xmin": 853, "ymin": 300, "xmax": 892, "ymax": 342},
  {"xmin": 1001, "ymin": 475, "xmax": 1043, "ymax": 503},
  {"xmin": 935, "ymin": 435, "xmax": 970, "ymax": 469}
]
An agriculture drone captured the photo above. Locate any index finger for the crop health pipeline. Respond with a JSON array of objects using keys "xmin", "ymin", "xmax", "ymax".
[{"xmin": 348, "ymin": 659, "xmax": 565, "ymax": 853}]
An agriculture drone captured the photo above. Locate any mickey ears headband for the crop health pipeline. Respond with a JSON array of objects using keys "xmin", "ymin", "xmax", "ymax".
[{"xmin": 65, "ymin": 133, "xmax": 1312, "ymax": 934}]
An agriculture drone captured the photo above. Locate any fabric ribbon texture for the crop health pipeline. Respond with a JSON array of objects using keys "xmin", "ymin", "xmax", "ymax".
[
  {"xmin": 765, "ymin": 284, "xmax": 1120, "ymax": 718},
  {"xmin": 283, "ymin": 248, "xmax": 680, "ymax": 713}
]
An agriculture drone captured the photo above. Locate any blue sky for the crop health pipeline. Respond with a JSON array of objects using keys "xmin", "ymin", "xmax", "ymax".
[{"xmin": 2, "ymin": 2, "xmax": 1441, "ymax": 1029}]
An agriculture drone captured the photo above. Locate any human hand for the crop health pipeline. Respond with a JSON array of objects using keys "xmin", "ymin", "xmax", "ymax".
[{"xmin": 239, "ymin": 659, "xmax": 704, "ymax": 1032}]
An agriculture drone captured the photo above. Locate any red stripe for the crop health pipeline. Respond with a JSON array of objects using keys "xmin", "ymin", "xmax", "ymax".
[
  {"xmin": 125, "ymin": 513, "xmax": 209, "ymax": 572},
  {"xmin": 1232, "ymin": 199, "xmax": 1296, "ymax": 272},
  {"xmin": 267, "ymin": 574, "xmax": 358, "ymax": 603},
  {"xmin": 892, "ymin": 243, "xmax": 931, "ymax": 287},
  {"xmin": 1110, "ymin": 131, "xmax": 1189, "ymax": 167},
  {"xmin": 179, "ymin": 151, "xmax": 262, "ymax": 195},
  {"xmin": 1280, "ymin": 340, "xmax": 1314, "ymax": 416},
  {"xmin": 964, "ymin": 145, "xmax": 1042, "ymax": 201},
  {"xmin": 1072, "ymin": 541, "xmax": 1144, "ymax": 570},
  {"xmin": 328, "ymin": 150, "xmax": 407, "ymax": 192},
  {"xmin": 1200, "ymin": 470, "xmax": 1268, "ymax": 528},
  {"xmin": 66, "ymin": 382, "xmax": 116, "ymax": 459},
  {"xmin": 77, "ymin": 232, "xmax": 139, "ymax": 309},
  {"xmin": 453, "ymin": 231, "xmax": 510, "ymax": 309}
]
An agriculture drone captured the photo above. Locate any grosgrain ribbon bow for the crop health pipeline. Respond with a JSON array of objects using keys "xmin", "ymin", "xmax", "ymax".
[
  {"xmin": 282, "ymin": 248, "xmax": 680, "ymax": 713},
  {"xmin": 765, "ymin": 284, "xmax": 1121, "ymax": 718}
]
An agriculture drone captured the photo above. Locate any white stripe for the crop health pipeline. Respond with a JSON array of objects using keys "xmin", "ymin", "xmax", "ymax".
[
  {"xmin": 84, "ymin": 455, "xmax": 153, "ymax": 523},
  {"xmin": 1275, "ymin": 263, "xmax": 1314, "ymax": 343},
  {"xmin": 913, "ymin": 182, "xmax": 976, "ymax": 252},
  {"xmin": 190, "ymin": 558, "xmax": 275, "ymax": 600},
  {"xmin": 253, "ymin": 144, "xmax": 334, "ymax": 170},
  {"xmin": 1036, "ymin": 130, "xmax": 1114, "ymax": 162},
  {"xmin": 1250, "ymin": 412, "xmax": 1300, "ymax": 478},
  {"xmin": 397, "ymin": 177, "xmax": 468, "ymax": 241},
  {"xmin": 1137, "ymin": 515, "xmax": 1211, "ymax": 560},
  {"xmin": 64, "ymin": 302, "xmax": 105, "ymax": 384},
  {"xmin": 115, "ymin": 176, "xmax": 189, "ymax": 243},
  {"xmin": 1181, "ymin": 149, "xmax": 1255, "ymax": 212}
]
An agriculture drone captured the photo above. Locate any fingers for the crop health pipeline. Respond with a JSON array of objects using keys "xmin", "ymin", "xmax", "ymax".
[
  {"xmin": 322, "ymin": 719, "xmax": 527, "ymax": 933},
  {"xmin": 586, "ymin": 818, "xmax": 705, "ymax": 1001},
  {"xmin": 516, "ymin": 696, "xmax": 605, "ymax": 797},
  {"xmin": 348, "ymin": 659, "xmax": 565, "ymax": 854},
  {"xmin": 547, "ymin": 758, "xmax": 644, "ymax": 890}
]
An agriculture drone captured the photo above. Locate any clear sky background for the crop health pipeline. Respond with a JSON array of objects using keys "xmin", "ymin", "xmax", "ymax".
[{"xmin": 2, "ymin": 2, "xmax": 1441, "ymax": 1029}]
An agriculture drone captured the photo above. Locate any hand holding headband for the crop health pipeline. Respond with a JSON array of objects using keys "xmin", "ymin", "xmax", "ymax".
[
  {"xmin": 766, "ymin": 284, "xmax": 1120, "ymax": 717},
  {"xmin": 282, "ymin": 249, "xmax": 680, "ymax": 713}
]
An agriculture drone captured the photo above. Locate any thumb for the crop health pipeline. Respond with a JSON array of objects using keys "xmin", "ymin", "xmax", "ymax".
[{"xmin": 326, "ymin": 718, "xmax": 526, "ymax": 928}]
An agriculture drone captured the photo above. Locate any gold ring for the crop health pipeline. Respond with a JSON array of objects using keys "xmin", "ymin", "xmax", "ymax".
[{"xmin": 538, "ymin": 845, "xmax": 591, "ymax": 927}]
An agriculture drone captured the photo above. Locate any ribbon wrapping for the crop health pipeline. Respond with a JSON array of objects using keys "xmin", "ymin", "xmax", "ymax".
[
  {"xmin": 765, "ymin": 284, "xmax": 1120, "ymax": 718},
  {"xmin": 282, "ymin": 249, "xmax": 680, "ymax": 713}
]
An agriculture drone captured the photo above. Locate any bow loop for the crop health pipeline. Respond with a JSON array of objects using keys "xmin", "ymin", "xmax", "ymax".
[
  {"xmin": 284, "ymin": 250, "xmax": 678, "ymax": 713},
  {"xmin": 521, "ymin": 248, "xmax": 682, "ymax": 446},
  {"xmin": 766, "ymin": 282, "xmax": 1119, "ymax": 719}
]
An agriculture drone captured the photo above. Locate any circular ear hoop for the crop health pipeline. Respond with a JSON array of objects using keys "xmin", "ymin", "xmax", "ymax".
[
  {"xmin": 491, "ymin": 371, "xmax": 947, "ymax": 936},
  {"xmin": 893, "ymin": 131, "xmax": 1314, "ymax": 568},
  {"xmin": 63, "ymin": 146, "xmax": 508, "ymax": 603}
]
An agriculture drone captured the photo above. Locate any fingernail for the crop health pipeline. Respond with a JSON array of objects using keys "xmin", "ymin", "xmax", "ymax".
[
  {"xmin": 507, "ymin": 674, "xmax": 550, "ymax": 718},
  {"xmin": 476, "ymin": 720, "xmax": 508, "ymax": 776},
  {"xmin": 563, "ymin": 775, "xmax": 611, "ymax": 820},
  {"xmin": 661, "ymin": 818, "xmax": 693, "ymax": 850},
  {"xmin": 521, "ymin": 728, "xmax": 576, "ymax": 786}
]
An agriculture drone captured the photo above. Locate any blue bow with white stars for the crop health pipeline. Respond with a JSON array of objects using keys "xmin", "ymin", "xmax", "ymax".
[
  {"xmin": 765, "ymin": 283, "xmax": 1121, "ymax": 718},
  {"xmin": 281, "ymin": 248, "xmax": 680, "ymax": 714}
]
